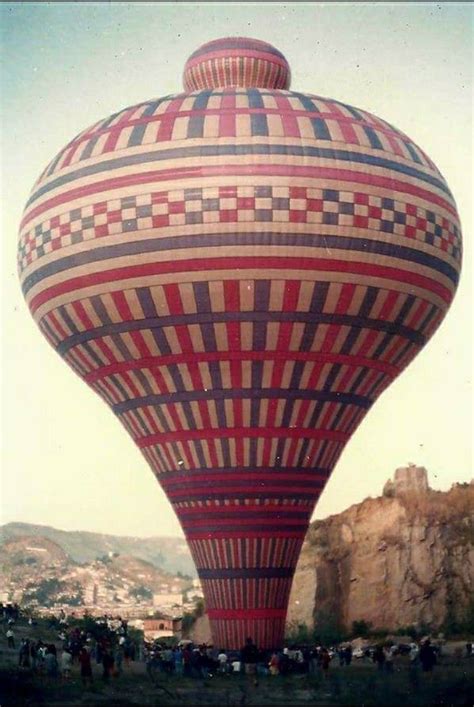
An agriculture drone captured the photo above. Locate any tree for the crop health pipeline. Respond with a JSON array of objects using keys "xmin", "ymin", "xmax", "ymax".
[
  {"xmin": 351, "ymin": 620, "xmax": 372, "ymax": 637},
  {"xmin": 130, "ymin": 585, "xmax": 153, "ymax": 600},
  {"xmin": 313, "ymin": 610, "xmax": 346, "ymax": 645},
  {"xmin": 285, "ymin": 622, "xmax": 312, "ymax": 644}
]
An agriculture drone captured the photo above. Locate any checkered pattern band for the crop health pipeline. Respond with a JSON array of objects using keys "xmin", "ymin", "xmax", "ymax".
[{"xmin": 19, "ymin": 70, "xmax": 462, "ymax": 650}]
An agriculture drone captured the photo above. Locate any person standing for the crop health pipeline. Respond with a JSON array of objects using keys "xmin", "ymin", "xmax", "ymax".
[
  {"xmin": 268, "ymin": 652, "xmax": 280, "ymax": 676},
  {"xmin": 384, "ymin": 646, "xmax": 394, "ymax": 673},
  {"xmin": 61, "ymin": 647, "xmax": 72, "ymax": 680},
  {"xmin": 419, "ymin": 640, "xmax": 437, "ymax": 673},
  {"xmin": 30, "ymin": 641, "xmax": 38, "ymax": 672},
  {"xmin": 102, "ymin": 648, "xmax": 114, "ymax": 682},
  {"xmin": 44, "ymin": 648, "xmax": 59, "ymax": 679},
  {"xmin": 240, "ymin": 637, "xmax": 259, "ymax": 686},
  {"xmin": 79, "ymin": 646, "xmax": 93, "ymax": 686},
  {"xmin": 373, "ymin": 645, "xmax": 385, "ymax": 671},
  {"xmin": 344, "ymin": 645, "xmax": 353, "ymax": 666},
  {"xmin": 320, "ymin": 647, "xmax": 331, "ymax": 677},
  {"xmin": 6, "ymin": 627, "xmax": 15, "ymax": 649}
]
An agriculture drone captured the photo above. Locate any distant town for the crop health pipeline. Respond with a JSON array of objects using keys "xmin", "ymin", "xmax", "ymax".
[{"xmin": 0, "ymin": 530, "xmax": 204, "ymax": 642}]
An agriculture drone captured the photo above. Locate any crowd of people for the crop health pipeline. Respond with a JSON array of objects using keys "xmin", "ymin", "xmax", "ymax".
[
  {"xmin": 2, "ymin": 601, "xmax": 470, "ymax": 687},
  {"xmin": 2, "ymin": 606, "xmax": 140, "ymax": 684},
  {"xmin": 143, "ymin": 635, "xmax": 442, "ymax": 681}
]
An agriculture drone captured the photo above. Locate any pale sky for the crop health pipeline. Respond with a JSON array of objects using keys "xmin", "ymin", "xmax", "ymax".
[{"xmin": 1, "ymin": 2, "xmax": 472, "ymax": 538}]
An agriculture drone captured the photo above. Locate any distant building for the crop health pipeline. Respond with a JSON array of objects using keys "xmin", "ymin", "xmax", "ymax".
[
  {"xmin": 383, "ymin": 464, "xmax": 430, "ymax": 497},
  {"xmin": 143, "ymin": 615, "xmax": 182, "ymax": 641},
  {"xmin": 83, "ymin": 584, "xmax": 98, "ymax": 605}
]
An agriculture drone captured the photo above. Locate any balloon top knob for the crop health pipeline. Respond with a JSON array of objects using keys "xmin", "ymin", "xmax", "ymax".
[{"xmin": 183, "ymin": 37, "xmax": 291, "ymax": 92}]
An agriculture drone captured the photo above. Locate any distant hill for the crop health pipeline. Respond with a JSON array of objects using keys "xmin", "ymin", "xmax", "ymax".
[
  {"xmin": 0, "ymin": 522, "xmax": 196, "ymax": 577},
  {"xmin": 0, "ymin": 532, "xmax": 193, "ymax": 610}
]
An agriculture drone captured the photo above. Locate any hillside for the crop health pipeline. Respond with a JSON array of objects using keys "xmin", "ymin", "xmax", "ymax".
[
  {"xmin": 0, "ymin": 522, "xmax": 196, "ymax": 577},
  {"xmin": 0, "ymin": 533, "xmax": 192, "ymax": 610},
  {"xmin": 288, "ymin": 468, "xmax": 474, "ymax": 633}
]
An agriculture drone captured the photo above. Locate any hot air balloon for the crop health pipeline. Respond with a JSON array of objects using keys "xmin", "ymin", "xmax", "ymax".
[{"xmin": 18, "ymin": 37, "xmax": 461, "ymax": 650}]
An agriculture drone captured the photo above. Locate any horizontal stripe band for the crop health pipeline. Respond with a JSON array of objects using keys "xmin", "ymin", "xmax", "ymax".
[
  {"xmin": 188, "ymin": 39, "xmax": 288, "ymax": 61},
  {"xmin": 22, "ymin": 163, "xmax": 456, "ymax": 236},
  {"xmin": 164, "ymin": 471, "xmax": 327, "ymax": 485},
  {"xmin": 207, "ymin": 608, "xmax": 287, "ymax": 620},
  {"xmin": 58, "ymin": 310, "xmax": 424, "ymax": 357},
  {"xmin": 22, "ymin": 229, "xmax": 459, "ymax": 296},
  {"xmin": 114, "ymin": 387, "xmax": 371, "ymax": 416},
  {"xmin": 185, "ymin": 530, "xmax": 306, "ymax": 539},
  {"xmin": 175, "ymin": 503, "xmax": 314, "ymax": 517},
  {"xmin": 180, "ymin": 517, "xmax": 309, "ymax": 528},
  {"xmin": 84, "ymin": 351, "xmax": 398, "ymax": 385},
  {"xmin": 158, "ymin": 465, "xmax": 329, "ymax": 479},
  {"xmin": 167, "ymin": 477, "xmax": 325, "ymax": 491},
  {"xmin": 185, "ymin": 49, "xmax": 289, "ymax": 72},
  {"xmin": 53, "ymin": 108, "xmax": 447, "ymax": 163},
  {"xmin": 28, "ymin": 255, "xmax": 453, "ymax": 315},
  {"xmin": 136, "ymin": 426, "xmax": 347, "ymax": 448},
  {"xmin": 185, "ymin": 524, "xmax": 306, "ymax": 533},
  {"xmin": 165, "ymin": 489, "xmax": 322, "ymax": 501},
  {"xmin": 60, "ymin": 110, "xmax": 441, "ymax": 173},
  {"xmin": 165, "ymin": 479, "xmax": 325, "ymax": 493},
  {"xmin": 24, "ymin": 142, "xmax": 452, "ymax": 214},
  {"xmin": 199, "ymin": 567, "xmax": 294, "ymax": 579}
]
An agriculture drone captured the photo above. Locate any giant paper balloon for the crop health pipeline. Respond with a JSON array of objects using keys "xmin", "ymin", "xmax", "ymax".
[{"xmin": 18, "ymin": 38, "xmax": 462, "ymax": 649}]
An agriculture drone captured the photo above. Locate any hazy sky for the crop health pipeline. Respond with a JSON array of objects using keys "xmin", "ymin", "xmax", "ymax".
[{"xmin": 1, "ymin": 2, "xmax": 472, "ymax": 538}]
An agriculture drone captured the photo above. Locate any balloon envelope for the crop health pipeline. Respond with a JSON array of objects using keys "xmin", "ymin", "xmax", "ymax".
[{"xmin": 18, "ymin": 37, "xmax": 462, "ymax": 649}]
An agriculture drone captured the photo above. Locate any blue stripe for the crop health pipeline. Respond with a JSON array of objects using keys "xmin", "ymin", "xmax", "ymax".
[
  {"xmin": 112, "ymin": 388, "xmax": 372, "ymax": 415},
  {"xmin": 160, "ymin": 465, "xmax": 329, "ymax": 480},
  {"xmin": 22, "ymin": 229, "xmax": 459, "ymax": 296},
  {"xmin": 25, "ymin": 142, "xmax": 452, "ymax": 209},
  {"xmin": 55, "ymin": 307, "xmax": 424, "ymax": 357},
  {"xmin": 198, "ymin": 568, "xmax": 294, "ymax": 579}
]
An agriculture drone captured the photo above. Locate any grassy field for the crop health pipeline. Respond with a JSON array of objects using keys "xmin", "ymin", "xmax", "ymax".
[
  {"xmin": 1, "ymin": 618, "xmax": 472, "ymax": 706},
  {"xmin": 1, "ymin": 649, "xmax": 473, "ymax": 706}
]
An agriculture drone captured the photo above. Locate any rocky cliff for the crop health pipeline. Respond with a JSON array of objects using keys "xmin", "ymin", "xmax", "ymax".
[{"xmin": 288, "ymin": 470, "xmax": 474, "ymax": 633}]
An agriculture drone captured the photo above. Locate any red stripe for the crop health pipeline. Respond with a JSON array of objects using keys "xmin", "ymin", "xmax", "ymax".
[
  {"xmin": 167, "ymin": 486, "xmax": 320, "ymax": 499},
  {"xmin": 186, "ymin": 530, "xmax": 306, "ymax": 539},
  {"xmin": 181, "ymin": 517, "xmax": 309, "ymax": 527},
  {"xmin": 185, "ymin": 49, "xmax": 289, "ymax": 72},
  {"xmin": 21, "ymin": 163, "xmax": 456, "ymax": 230},
  {"xmin": 164, "ymin": 471, "xmax": 324, "ymax": 484},
  {"xmin": 207, "ymin": 608, "xmax": 287, "ymax": 619},
  {"xmin": 29, "ymin": 255, "xmax": 452, "ymax": 315},
  {"xmin": 50, "ymin": 103, "xmax": 447, "ymax": 163},
  {"xmin": 175, "ymin": 502, "xmax": 313, "ymax": 515},
  {"xmin": 137, "ymin": 426, "xmax": 348, "ymax": 448},
  {"xmin": 219, "ymin": 93, "xmax": 236, "ymax": 137}
]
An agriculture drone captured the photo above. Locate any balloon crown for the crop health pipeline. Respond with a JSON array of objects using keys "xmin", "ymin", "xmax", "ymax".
[{"xmin": 183, "ymin": 36, "xmax": 291, "ymax": 91}]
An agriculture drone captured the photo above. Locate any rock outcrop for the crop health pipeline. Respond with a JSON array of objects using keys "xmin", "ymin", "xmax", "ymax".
[{"xmin": 288, "ymin": 471, "xmax": 474, "ymax": 632}]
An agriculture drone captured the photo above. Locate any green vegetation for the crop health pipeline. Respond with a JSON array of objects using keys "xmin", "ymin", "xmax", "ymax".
[
  {"xmin": 23, "ymin": 578, "xmax": 65, "ymax": 606},
  {"xmin": 182, "ymin": 599, "xmax": 205, "ymax": 636},
  {"xmin": 351, "ymin": 620, "xmax": 371, "ymax": 637},
  {"xmin": 442, "ymin": 598, "xmax": 474, "ymax": 637},
  {"xmin": 130, "ymin": 585, "xmax": 153, "ymax": 600},
  {"xmin": 11, "ymin": 554, "xmax": 38, "ymax": 566},
  {"xmin": 176, "ymin": 571, "xmax": 193, "ymax": 581}
]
